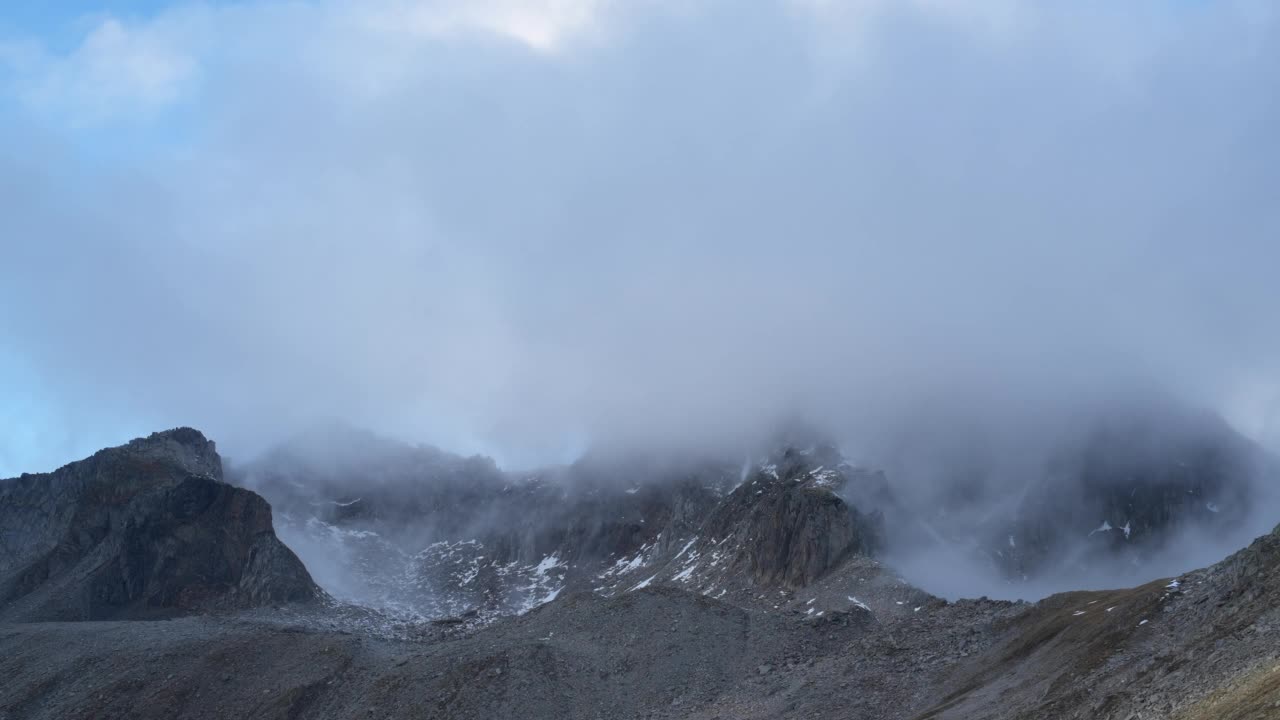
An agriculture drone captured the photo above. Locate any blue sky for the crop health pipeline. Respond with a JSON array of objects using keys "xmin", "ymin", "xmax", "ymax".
[
  {"xmin": 2, "ymin": 0, "xmax": 1280, "ymax": 476},
  {"xmin": 4, "ymin": 1, "xmax": 168, "ymax": 26},
  {"xmin": 3, "ymin": 1, "xmax": 176, "ymax": 50}
]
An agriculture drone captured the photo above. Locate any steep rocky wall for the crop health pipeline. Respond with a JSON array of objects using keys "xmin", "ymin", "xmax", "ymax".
[
  {"xmin": 0, "ymin": 429, "xmax": 317, "ymax": 622},
  {"xmin": 702, "ymin": 449, "xmax": 883, "ymax": 589}
]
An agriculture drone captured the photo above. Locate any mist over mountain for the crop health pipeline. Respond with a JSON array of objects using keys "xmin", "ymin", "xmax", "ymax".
[
  {"xmin": 223, "ymin": 389, "xmax": 1276, "ymax": 609},
  {"xmin": 5, "ymin": 1, "xmax": 1280, "ymax": 717},
  {"xmin": 7, "ymin": 418, "xmax": 1280, "ymax": 718},
  {"xmin": 4, "ymin": 1, "xmax": 1280, "ymax": 477}
]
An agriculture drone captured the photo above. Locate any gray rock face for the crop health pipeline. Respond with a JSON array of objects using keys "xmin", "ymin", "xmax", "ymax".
[
  {"xmin": 0, "ymin": 428, "xmax": 317, "ymax": 621},
  {"xmin": 702, "ymin": 448, "xmax": 883, "ymax": 589}
]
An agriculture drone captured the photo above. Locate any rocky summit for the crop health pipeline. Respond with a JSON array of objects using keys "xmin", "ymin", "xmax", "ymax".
[
  {"xmin": 0, "ymin": 428, "xmax": 317, "ymax": 623},
  {"xmin": 2, "ymin": 424, "xmax": 1279, "ymax": 719}
]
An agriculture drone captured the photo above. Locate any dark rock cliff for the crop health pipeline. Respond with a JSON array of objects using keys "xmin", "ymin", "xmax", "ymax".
[
  {"xmin": 702, "ymin": 447, "xmax": 884, "ymax": 589},
  {"xmin": 0, "ymin": 428, "xmax": 316, "ymax": 622}
]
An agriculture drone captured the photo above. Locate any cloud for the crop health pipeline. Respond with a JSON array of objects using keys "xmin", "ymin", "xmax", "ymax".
[
  {"xmin": 4, "ymin": 14, "xmax": 202, "ymax": 125},
  {"xmin": 1, "ymin": 0, "xmax": 1279, "ymax": 474},
  {"xmin": 1, "ymin": 0, "xmax": 614, "ymax": 127},
  {"xmin": 790, "ymin": 0, "xmax": 1025, "ymax": 36},
  {"xmin": 362, "ymin": 0, "xmax": 611, "ymax": 51}
]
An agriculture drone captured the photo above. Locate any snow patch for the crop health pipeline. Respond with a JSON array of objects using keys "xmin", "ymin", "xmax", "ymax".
[
  {"xmin": 630, "ymin": 574, "xmax": 659, "ymax": 591},
  {"xmin": 673, "ymin": 537, "xmax": 698, "ymax": 561},
  {"xmin": 672, "ymin": 564, "xmax": 698, "ymax": 582},
  {"xmin": 533, "ymin": 553, "xmax": 563, "ymax": 576}
]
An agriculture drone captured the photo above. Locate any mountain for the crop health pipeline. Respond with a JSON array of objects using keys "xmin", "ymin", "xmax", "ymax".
[
  {"xmin": 3, "ymin": 481, "xmax": 1280, "ymax": 718},
  {"xmin": 0, "ymin": 428, "xmax": 317, "ymax": 622},
  {"xmin": 235, "ymin": 429, "xmax": 747, "ymax": 620},
  {"xmin": 877, "ymin": 401, "xmax": 1273, "ymax": 596},
  {"xmin": 231, "ymin": 427, "xmax": 901, "ymax": 622},
  {"xmin": 994, "ymin": 406, "xmax": 1261, "ymax": 577},
  {"xmin": 236, "ymin": 404, "xmax": 1270, "ymax": 618},
  {"xmin": 2, "ymin": 423, "xmax": 1279, "ymax": 718}
]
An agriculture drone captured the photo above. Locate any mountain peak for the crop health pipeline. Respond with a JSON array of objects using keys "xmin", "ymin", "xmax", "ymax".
[{"xmin": 0, "ymin": 428, "xmax": 315, "ymax": 622}]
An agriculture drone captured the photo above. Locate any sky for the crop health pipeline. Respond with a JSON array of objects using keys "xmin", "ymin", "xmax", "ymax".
[{"xmin": 2, "ymin": 0, "xmax": 1280, "ymax": 476}]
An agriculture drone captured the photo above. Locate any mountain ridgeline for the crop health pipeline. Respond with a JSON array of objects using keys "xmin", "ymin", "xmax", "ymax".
[
  {"xmin": 3, "ymin": 409, "xmax": 1279, "ymax": 719},
  {"xmin": 229, "ymin": 403, "xmax": 1272, "ymax": 621}
]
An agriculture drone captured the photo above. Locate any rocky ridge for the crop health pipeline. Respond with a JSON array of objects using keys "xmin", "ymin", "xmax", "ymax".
[
  {"xmin": 3, "ymin": 423, "xmax": 1279, "ymax": 719},
  {"xmin": 238, "ymin": 408, "xmax": 1268, "ymax": 624},
  {"xmin": 0, "ymin": 429, "xmax": 317, "ymax": 622}
]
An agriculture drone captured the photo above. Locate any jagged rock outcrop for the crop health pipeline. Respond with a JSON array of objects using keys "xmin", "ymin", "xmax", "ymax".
[
  {"xmin": 703, "ymin": 447, "xmax": 884, "ymax": 589},
  {"xmin": 587, "ymin": 446, "xmax": 896, "ymax": 612},
  {"xmin": 0, "ymin": 428, "xmax": 316, "ymax": 622}
]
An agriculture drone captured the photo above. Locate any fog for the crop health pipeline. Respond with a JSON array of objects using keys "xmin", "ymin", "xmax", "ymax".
[
  {"xmin": 2, "ymin": 1, "xmax": 1279, "ymax": 509},
  {"xmin": 864, "ymin": 390, "xmax": 1280, "ymax": 599}
]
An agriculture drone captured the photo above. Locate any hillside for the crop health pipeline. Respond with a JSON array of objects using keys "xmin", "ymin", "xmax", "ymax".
[{"xmin": 2, "ymin": 426, "xmax": 1279, "ymax": 719}]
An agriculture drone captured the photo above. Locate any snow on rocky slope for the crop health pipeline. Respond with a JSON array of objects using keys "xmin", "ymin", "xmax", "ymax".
[
  {"xmin": 5, "ymin": 426, "xmax": 1280, "ymax": 719},
  {"xmin": 238, "ymin": 415, "xmax": 1269, "ymax": 629}
]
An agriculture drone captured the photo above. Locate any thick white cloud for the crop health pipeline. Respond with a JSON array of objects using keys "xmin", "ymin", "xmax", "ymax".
[{"xmin": 1, "ymin": 0, "xmax": 1279, "ymax": 473}]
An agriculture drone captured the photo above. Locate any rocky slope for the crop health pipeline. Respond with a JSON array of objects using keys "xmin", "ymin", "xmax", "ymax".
[
  {"xmin": 236, "ymin": 428, "xmax": 746, "ymax": 620},
  {"xmin": 2, "ymin": 423, "xmax": 1279, "ymax": 719},
  {"xmin": 0, "ymin": 429, "xmax": 317, "ymax": 622},
  {"xmin": 3, "ymin": 521, "xmax": 1279, "ymax": 719},
  {"xmin": 235, "ymin": 407, "xmax": 1270, "ymax": 620},
  {"xmin": 234, "ymin": 429, "xmax": 903, "ymax": 623}
]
